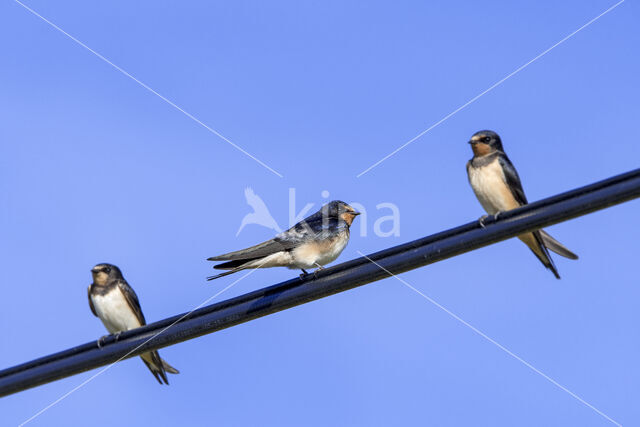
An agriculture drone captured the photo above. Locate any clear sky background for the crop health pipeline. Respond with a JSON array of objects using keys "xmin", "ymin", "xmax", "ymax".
[{"xmin": 1, "ymin": 1, "xmax": 639, "ymax": 426}]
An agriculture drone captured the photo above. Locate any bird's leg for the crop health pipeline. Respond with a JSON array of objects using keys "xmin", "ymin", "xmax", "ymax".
[
  {"xmin": 299, "ymin": 269, "xmax": 309, "ymax": 279},
  {"xmin": 493, "ymin": 211, "xmax": 502, "ymax": 221},
  {"xmin": 113, "ymin": 332, "xmax": 122, "ymax": 342},
  {"xmin": 478, "ymin": 215, "xmax": 490, "ymax": 228},
  {"xmin": 312, "ymin": 264, "xmax": 325, "ymax": 279},
  {"xmin": 97, "ymin": 335, "xmax": 108, "ymax": 349}
]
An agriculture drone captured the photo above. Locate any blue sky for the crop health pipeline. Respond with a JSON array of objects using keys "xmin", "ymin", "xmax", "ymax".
[{"xmin": 1, "ymin": 0, "xmax": 639, "ymax": 425}]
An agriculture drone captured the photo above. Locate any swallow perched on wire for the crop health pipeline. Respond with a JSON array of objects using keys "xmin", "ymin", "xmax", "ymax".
[
  {"xmin": 466, "ymin": 130, "xmax": 578, "ymax": 279},
  {"xmin": 207, "ymin": 200, "xmax": 360, "ymax": 280},
  {"xmin": 88, "ymin": 263, "xmax": 179, "ymax": 384}
]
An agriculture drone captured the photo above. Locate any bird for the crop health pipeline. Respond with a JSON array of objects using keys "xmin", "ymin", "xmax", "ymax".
[
  {"xmin": 207, "ymin": 200, "xmax": 360, "ymax": 281},
  {"xmin": 466, "ymin": 130, "xmax": 578, "ymax": 279},
  {"xmin": 88, "ymin": 263, "xmax": 179, "ymax": 384},
  {"xmin": 236, "ymin": 187, "xmax": 282, "ymax": 236}
]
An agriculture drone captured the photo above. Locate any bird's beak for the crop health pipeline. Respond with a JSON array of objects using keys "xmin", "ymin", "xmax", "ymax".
[
  {"xmin": 468, "ymin": 139, "xmax": 476, "ymax": 145},
  {"xmin": 91, "ymin": 268, "xmax": 99, "ymax": 274},
  {"xmin": 352, "ymin": 211, "xmax": 361, "ymax": 216}
]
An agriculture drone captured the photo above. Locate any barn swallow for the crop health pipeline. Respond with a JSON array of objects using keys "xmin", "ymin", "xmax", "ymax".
[
  {"xmin": 88, "ymin": 263, "xmax": 179, "ymax": 384},
  {"xmin": 207, "ymin": 200, "xmax": 360, "ymax": 280},
  {"xmin": 466, "ymin": 130, "xmax": 578, "ymax": 279}
]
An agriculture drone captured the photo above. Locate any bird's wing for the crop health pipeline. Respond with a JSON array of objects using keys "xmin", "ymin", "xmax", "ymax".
[
  {"xmin": 87, "ymin": 285, "xmax": 97, "ymax": 317},
  {"xmin": 208, "ymin": 237, "xmax": 298, "ymax": 261},
  {"xmin": 288, "ymin": 216, "xmax": 344, "ymax": 240},
  {"xmin": 117, "ymin": 280, "xmax": 146, "ymax": 326},
  {"xmin": 208, "ymin": 217, "xmax": 344, "ymax": 261},
  {"xmin": 498, "ymin": 154, "xmax": 528, "ymax": 205}
]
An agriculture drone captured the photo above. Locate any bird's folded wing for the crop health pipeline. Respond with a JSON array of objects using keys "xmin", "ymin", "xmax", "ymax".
[
  {"xmin": 88, "ymin": 285, "xmax": 97, "ymax": 317},
  {"xmin": 118, "ymin": 280, "xmax": 146, "ymax": 325},
  {"xmin": 207, "ymin": 237, "xmax": 298, "ymax": 261},
  {"xmin": 208, "ymin": 217, "xmax": 343, "ymax": 261},
  {"xmin": 498, "ymin": 154, "xmax": 528, "ymax": 205}
]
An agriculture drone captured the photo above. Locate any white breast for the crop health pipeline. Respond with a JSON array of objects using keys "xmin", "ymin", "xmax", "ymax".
[
  {"xmin": 291, "ymin": 230, "xmax": 350, "ymax": 269},
  {"xmin": 91, "ymin": 288, "xmax": 141, "ymax": 334},
  {"xmin": 468, "ymin": 160, "xmax": 519, "ymax": 215}
]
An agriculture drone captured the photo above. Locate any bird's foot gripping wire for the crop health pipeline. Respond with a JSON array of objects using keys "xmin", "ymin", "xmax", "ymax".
[
  {"xmin": 478, "ymin": 212, "xmax": 501, "ymax": 228},
  {"xmin": 312, "ymin": 264, "xmax": 325, "ymax": 279},
  {"xmin": 97, "ymin": 335, "xmax": 108, "ymax": 349},
  {"xmin": 97, "ymin": 332, "xmax": 123, "ymax": 348},
  {"xmin": 300, "ymin": 266, "xmax": 324, "ymax": 280}
]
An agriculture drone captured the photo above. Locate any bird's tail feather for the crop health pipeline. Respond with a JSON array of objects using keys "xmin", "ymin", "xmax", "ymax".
[
  {"xmin": 529, "ymin": 246, "xmax": 560, "ymax": 279},
  {"xmin": 141, "ymin": 351, "xmax": 171, "ymax": 385},
  {"xmin": 161, "ymin": 358, "xmax": 179, "ymax": 375},
  {"xmin": 539, "ymin": 230, "xmax": 579, "ymax": 260},
  {"xmin": 207, "ymin": 256, "xmax": 267, "ymax": 281},
  {"xmin": 207, "ymin": 265, "xmax": 248, "ymax": 281},
  {"xmin": 520, "ymin": 232, "xmax": 561, "ymax": 279}
]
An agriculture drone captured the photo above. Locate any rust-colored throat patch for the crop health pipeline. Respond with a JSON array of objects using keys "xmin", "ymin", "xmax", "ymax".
[{"xmin": 471, "ymin": 142, "xmax": 493, "ymax": 157}]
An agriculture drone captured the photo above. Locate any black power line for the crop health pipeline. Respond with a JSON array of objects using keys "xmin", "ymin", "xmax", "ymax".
[{"xmin": 1, "ymin": 168, "xmax": 639, "ymax": 397}]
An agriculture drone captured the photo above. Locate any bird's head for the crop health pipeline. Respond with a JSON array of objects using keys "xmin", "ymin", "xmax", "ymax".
[
  {"xmin": 323, "ymin": 200, "xmax": 361, "ymax": 226},
  {"xmin": 91, "ymin": 263, "xmax": 123, "ymax": 286},
  {"xmin": 468, "ymin": 130, "xmax": 503, "ymax": 157}
]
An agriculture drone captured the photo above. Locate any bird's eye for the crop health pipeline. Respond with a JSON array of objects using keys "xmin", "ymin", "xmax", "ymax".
[
  {"xmin": 484, "ymin": 136, "xmax": 491, "ymax": 143},
  {"xmin": 104, "ymin": 267, "xmax": 111, "ymax": 273}
]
